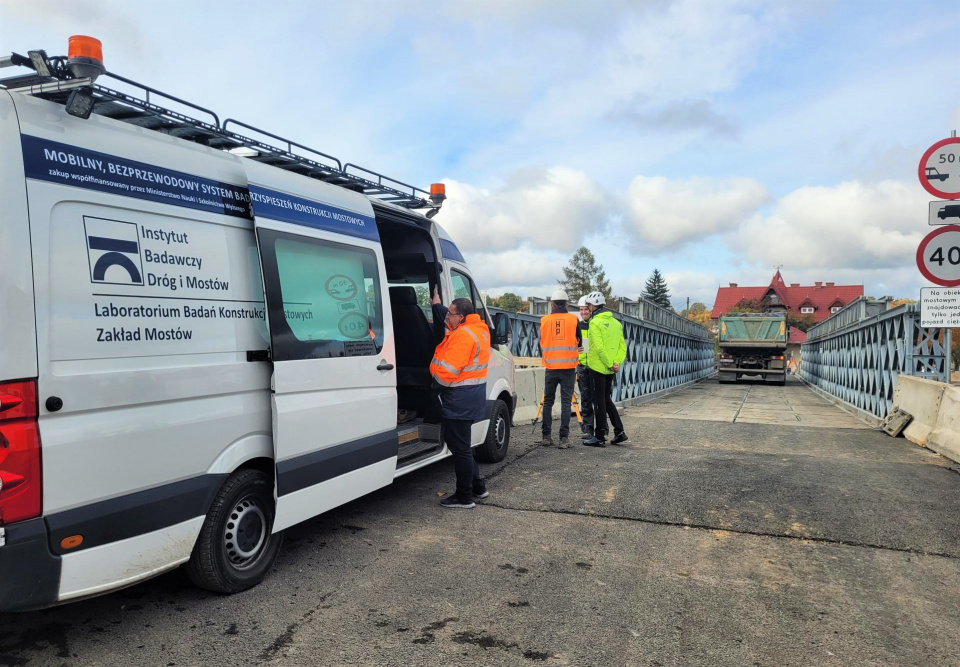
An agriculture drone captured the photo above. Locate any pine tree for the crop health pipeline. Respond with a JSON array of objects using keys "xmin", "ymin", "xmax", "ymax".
[
  {"xmin": 559, "ymin": 247, "xmax": 614, "ymax": 302},
  {"xmin": 642, "ymin": 269, "xmax": 672, "ymax": 309}
]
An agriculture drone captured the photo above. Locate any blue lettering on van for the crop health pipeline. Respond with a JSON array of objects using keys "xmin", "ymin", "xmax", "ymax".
[
  {"xmin": 22, "ymin": 135, "xmax": 251, "ymax": 219},
  {"xmin": 22, "ymin": 136, "xmax": 385, "ymax": 243},
  {"xmin": 249, "ymin": 185, "xmax": 379, "ymax": 242}
]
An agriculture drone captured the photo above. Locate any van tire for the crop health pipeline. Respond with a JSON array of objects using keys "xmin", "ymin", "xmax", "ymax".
[
  {"xmin": 186, "ymin": 468, "xmax": 283, "ymax": 594},
  {"xmin": 474, "ymin": 399, "xmax": 510, "ymax": 463}
]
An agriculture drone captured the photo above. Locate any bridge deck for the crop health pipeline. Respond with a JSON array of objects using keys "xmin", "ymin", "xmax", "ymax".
[{"xmin": 632, "ymin": 376, "xmax": 871, "ymax": 428}]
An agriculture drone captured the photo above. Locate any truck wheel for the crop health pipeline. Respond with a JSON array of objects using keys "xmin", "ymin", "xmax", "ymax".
[
  {"xmin": 474, "ymin": 399, "xmax": 510, "ymax": 463},
  {"xmin": 186, "ymin": 468, "xmax": 283, "ymax": 594}
]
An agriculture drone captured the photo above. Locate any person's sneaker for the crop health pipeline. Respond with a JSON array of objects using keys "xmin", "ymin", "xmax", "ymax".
[
  {"xmin": 538, "ymin": 434, "xmax": 554, "ymax": 446},
  {"xmin": 611, "ymin": 432, "xmax": 629, "ymax": 445},
  {"xmin": 440, "ymin": 495, "xmax": 476, "ymax": 509},
  {"xmin": 583, "ymin": 437, "xmax": 606, "ymax": 448},
  {"xmin": 558, "ymin": 437, "xmax": 571, "ymax": 449},
  {"xmin": 472, "ymin": 484, "xmax": 489, "ymax": 500}
]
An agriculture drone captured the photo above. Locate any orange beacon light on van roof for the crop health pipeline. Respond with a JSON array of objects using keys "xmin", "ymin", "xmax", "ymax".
[
  {"xmin": 68, "ymin": 35, "xmax": 103, "ymax": 62},
  {"xmin": 67, "ymin": 35, "xmax": 105, "ymax": 80}
]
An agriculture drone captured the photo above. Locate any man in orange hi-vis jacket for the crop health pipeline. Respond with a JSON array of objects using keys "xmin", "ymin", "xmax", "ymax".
[
  {"xmin": 430, "ymin": 295, "xmax": 491, "ymax": 509},
  {"xmin": 538, "ymin": 288, "xmax": 581, "ymax": 449}
]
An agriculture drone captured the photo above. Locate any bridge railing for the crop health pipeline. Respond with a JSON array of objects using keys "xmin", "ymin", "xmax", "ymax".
[
  {"xmin": 800, "ymin": 297, "xmax": 951, "ymax": 419},
  {"xmin": 490, "ymin": 296, "xmax": 714, "ymax": 403}
]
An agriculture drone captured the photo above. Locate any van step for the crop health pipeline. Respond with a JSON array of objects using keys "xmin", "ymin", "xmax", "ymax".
[
  {"xmin": 419, "ymin": 423, "xmax": 441, "ymax": 442},
  {"xmin": 398, "ymin": 425, "xmax": 419, "ymax": 445},
  {"xmin": 397, "ymin": 438, "xmax": 443, "ymax": 467}
]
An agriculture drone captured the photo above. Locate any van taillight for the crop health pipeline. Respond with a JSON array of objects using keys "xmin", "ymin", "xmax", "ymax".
[{"xmin": 0, "ymin": 379, "xmax": 41, "ymax": 524}]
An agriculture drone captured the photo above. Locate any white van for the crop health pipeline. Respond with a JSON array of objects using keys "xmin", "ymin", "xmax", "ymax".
[{"xmin": 0, "ymin": 42, "xmax": 516, "ymax": 611}]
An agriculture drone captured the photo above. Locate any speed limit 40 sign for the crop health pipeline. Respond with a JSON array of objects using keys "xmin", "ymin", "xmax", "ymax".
[{"xmin": 917, "ymin": 225, "xmax": 960, "ymax": 286}]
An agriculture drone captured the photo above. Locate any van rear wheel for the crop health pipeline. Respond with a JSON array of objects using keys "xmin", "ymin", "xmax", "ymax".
[
  {"xmin": 186, "ymin": 468, "xmax": 283, "ymax": 594},
  {"xmin": 474, "ymin": 399, "xmax": 510, "ymax": 463}
]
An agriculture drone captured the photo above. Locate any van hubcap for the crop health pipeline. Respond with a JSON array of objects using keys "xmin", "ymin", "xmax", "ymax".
[
  {"xmin": 224, "ymin": 497, "xmax": 267, "ymax": 567},
  {"xmin": 496, "ymin": 414, "xmax": 507, "ymax": 450}
]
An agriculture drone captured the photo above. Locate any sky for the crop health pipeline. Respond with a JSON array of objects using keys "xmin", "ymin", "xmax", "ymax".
[{"xmin": 2, "ymin": 0, "xmax": 959, "ymax": 310}]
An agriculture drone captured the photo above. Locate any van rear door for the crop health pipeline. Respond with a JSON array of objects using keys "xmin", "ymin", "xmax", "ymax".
[{"xmin": 246, "ymin": 167, "xmax": 398, "ymax": 532}]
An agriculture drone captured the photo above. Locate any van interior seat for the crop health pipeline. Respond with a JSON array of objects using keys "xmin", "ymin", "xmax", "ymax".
[{"xmin": 389, "ymin": 286, "xmax": 434, "ymax": 388}]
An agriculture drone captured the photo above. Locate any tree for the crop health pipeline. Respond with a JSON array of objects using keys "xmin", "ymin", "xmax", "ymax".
[
  {"xmin": 414, "ymin": 285, "xmax": 431, "ymax": 308},
  {"xmin": 680, "ymin": 302, "xmax": 711, "ymax": 327},
  {"xmin": 785, "ymin": 311, "xmax": 816, "ymax": 332},
  {"xmin": 497, "ymin": 292, "xmax": 523, "ymax": 312},
  {"xmin": 680, "ymin": 302, "xmax": 707, "ymax": 317},
  {"xmin": 891, "ymin": 298, "xmax": 917, "ymax": 308},
  {"xmin": 642, "ymin": 269, "xmax": 672, "ymax": 309},
  {"xmin": 728, "ymin": 298, "xmax": 764, "ymax": 314},
  {"xmin": 559, "ymin": 247, "xmax": 613, "ymax": 302}
]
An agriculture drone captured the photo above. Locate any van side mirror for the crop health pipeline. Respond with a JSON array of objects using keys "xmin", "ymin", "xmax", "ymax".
[{"xmin": 491, "ymin": 312, "xmax": 510, "ymax": 346}]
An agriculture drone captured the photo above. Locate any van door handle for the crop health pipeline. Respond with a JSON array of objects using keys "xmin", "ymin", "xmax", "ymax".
[{"xmin": 377, "ymin": 362, "xmax": 395, "ymax": 371}]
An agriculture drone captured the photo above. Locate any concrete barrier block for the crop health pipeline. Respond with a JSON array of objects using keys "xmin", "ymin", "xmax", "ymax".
[
  {"xmin": 511, "ymin": 367, "xmax": 584, "ymax": 426},
  {"xmin": 927, "ymin": 385, "xmax": 960, "ymax": 464},
  {"xmin": 512, "ymin": 367, "xmax": 543, "ymax": 423},
  {"xmin": 893, "ymin": 376, "xmax": 947, "ymax": 447}
]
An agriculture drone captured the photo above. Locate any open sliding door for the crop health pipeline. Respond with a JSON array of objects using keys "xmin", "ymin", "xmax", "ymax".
[{"xmin": 247, "ymin": 170, "xmax": 398, "ymax": 532}]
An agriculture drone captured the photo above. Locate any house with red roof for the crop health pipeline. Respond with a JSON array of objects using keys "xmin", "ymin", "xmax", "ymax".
[{"xmin": 711, "ymin": 271, "xmax": 864, "ymax": 324}]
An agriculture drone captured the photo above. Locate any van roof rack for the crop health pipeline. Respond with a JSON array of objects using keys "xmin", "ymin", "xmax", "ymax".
[{"xmin": 0, "ymin": 50, "xmax": 438, "ymax": 211}]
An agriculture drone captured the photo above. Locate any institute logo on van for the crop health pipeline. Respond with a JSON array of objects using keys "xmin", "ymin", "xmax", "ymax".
[{"xmin": 84, "ymin": 217, "xmax": 145, "ymax": 286}]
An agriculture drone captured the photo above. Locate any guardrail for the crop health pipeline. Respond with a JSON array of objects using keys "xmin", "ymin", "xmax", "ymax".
[
  {"xmin": 490, "ymin": 297, "xmax": 714, "ymax": 403},
  {"xmin": 800, "ymin": 297, "xmax": 951, "ymax": 419}
]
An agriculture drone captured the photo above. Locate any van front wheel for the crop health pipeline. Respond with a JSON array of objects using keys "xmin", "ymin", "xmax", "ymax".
[
  {"xmin": 474, "ymin": 399, "xmax": 510, "ymax": 463},
  {"xmin": 186, "ymin": 468, "xmax": 283, "ymax": 594}
]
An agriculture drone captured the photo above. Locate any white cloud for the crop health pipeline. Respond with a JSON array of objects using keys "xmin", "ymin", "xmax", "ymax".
[
  {"xmin": 461, "ymin": 247, "xmax": 567, "ymax": 292},
  {"xmin": 733, "ymin": 180, "xmax": 927, "ymax": 270},
  {"xmin": 625, "ymin": 176, "xmax": 769, "ymax": 249},
  {"xmin": 439, "ymin": 167, "xmax": 612, "ymax": 253},
  {"xmin": 516, "ymin": 0, "xmax": 795, "ymax": 136}
]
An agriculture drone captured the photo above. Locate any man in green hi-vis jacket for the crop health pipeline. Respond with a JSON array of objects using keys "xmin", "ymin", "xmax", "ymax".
[{"xmin": 581, "ymin": 291, "xmax": 628, "ymax": 447}]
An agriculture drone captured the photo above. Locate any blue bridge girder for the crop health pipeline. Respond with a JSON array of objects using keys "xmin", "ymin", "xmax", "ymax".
[
  {"xmin": 800, "ymin": 297, "xmax": 951, "ymax": 419},
  {"xmin": 489, "ymin": 297, "xmax": 715, "ymax": 403}
]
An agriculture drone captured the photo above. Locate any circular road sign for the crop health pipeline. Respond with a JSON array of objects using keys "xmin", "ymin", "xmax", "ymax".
[
  {"xmin": 917, "ymin": 225, "xmax": 960, "ymax": 286},
  {"xmin": 919, "ymin": 137, "xmax": 960, "ymax": 199}
]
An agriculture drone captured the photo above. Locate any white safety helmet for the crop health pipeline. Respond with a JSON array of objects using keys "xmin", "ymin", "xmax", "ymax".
[
  {"xmin": 584, "ymin": 291, "xmax": 605, "ymax": 306},
  {"xmin": 577, "ymin": 296, "xmax": 589, "ymax": 307},
  {"xmin": 551, "ymin": 288, "xmax": 570, "ymax": 302}
]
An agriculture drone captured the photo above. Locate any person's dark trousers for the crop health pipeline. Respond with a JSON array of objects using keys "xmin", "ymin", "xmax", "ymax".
[
  {"xmin": 577, "ymin": 364, "xmax": 594, "ymax": 437},
  {"xmin": 444, "ymin": 418, "xmax": 483, "ymax": 499},
  {"xmin": 542, "ymin": 368, "xmax": 576, "ymax": 438},
  {"xmin": 589, "ymin": 369, "xmax": 624, "ymax": 441}
]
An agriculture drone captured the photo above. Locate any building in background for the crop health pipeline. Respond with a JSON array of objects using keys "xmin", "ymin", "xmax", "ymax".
[{"xmin": 711, "ymin": 271, "xmax": 863, "ymax": 324}]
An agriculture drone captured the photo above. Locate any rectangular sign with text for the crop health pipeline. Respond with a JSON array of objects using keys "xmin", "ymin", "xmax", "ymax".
[{"xmin": 920, "ymin": 287, "xmax": 960, "ymax": 327}]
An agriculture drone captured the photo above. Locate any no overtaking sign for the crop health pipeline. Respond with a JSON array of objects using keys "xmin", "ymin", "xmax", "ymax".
[{"xmin": 919, "ymin": 137, "xmax": 960, "ymax": 200}]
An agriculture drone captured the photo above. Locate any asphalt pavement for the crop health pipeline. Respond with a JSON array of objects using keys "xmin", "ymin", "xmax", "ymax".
[{"xmin": 4, "ymin": 377, "xmax": 960, "ymax": 667}]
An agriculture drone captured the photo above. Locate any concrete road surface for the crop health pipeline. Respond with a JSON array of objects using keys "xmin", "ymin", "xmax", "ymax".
[{"xmin": 4, "ymin": 377, "xmax": 960, "ymax": 666}]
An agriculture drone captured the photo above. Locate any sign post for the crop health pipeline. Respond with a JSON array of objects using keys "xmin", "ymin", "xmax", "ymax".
[{"xmin": 918, "ymin": 139, "xmax": 960, "ymax": 327}]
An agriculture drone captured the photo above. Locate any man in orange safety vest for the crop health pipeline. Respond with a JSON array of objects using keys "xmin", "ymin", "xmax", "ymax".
[
  {"xmin": 538, "ymin": 288, "xmax": 581, "ymax": 448},
  {"xmin": 430, "ymin": 295, "xmax": 491, "ymax": 509}
]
